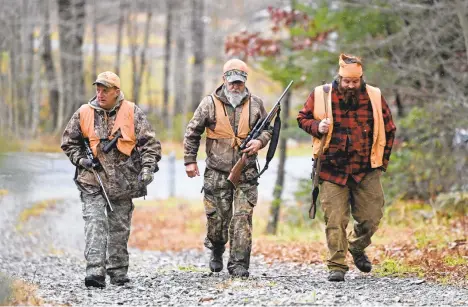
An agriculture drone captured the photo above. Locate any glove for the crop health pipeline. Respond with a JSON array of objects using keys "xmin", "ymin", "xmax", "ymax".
[
  {"xmin": 318, "ymin": 118, "xmax": 331, "ymax": 134},
  {"xmin": 79, "ymin": 158, "xmax": 93, "ymax": 170},
  {"xmin": 139, "ymin": 168, "xmax": 153, "ymax": 185}
]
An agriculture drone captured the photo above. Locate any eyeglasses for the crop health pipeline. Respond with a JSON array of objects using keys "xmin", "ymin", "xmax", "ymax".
[{"xmin": 224, "ymin": 69, "xmax": 248, "ymax": 78}]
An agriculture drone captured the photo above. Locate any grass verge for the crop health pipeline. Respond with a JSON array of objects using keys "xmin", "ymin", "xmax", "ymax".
[
  {"xmin": 130, "ymin": 198, "xmax": 467, "ymax": 287},
  {"xmin": 0, "ymin": 274, "xmax": 42, "ymax": 306}
]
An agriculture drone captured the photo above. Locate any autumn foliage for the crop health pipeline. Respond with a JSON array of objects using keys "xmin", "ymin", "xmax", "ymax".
[{"xmin": 224, "ymin": 6, "xmax": 332, "ymax": 62}]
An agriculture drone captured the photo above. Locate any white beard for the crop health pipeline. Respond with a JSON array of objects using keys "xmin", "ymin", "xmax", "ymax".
[{"xmin": 224, "ymin": 86, "xmax": 247, "ymax": 108}]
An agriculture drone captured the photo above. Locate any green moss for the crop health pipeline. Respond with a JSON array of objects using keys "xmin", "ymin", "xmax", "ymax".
[
  {"xmin": 177, "ymin": 265, "xmax": 209, "ymax": 273},
  {"xmin": 443, "ymin": 255, "xmax": 467, "ymax": 266},
  {"xmin": 375, "ymin": 258, "xmax": 424, "ymax": 278}
]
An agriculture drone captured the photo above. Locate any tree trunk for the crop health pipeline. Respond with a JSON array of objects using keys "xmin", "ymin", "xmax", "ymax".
[
  {"xmin": 127, "ymin": 1, "xmax": 138, "ymax": 101},
  {"xmin": 22, "ymin": 0, "xmax": 35, "ymax": 135},
  {"xmin": 30, "ymin": 45, "xmax": 41, "ymax": 136},
  {"xmin": 173, "ymin": 1, "xmax": 188, "ymax": 123},
  {"xmin": 42, "ymin": 0, "xmax": 60, "ymax": 131},
  {"xmin": 190, "ymin": 0, "xmax": 205, "ymax": 112},
  {"xmin": 266, "ymin": 89, "xmax": 291, "ymax": 235},
  {"xmin": 72, "ymin": 0, "xmax": 86, "ymax": 113},
  {"xmin": 134, "ymin": 4, "xmax": 152, "ymax": 104},
  {"xmin": 266, "ymin": 0, "xmax": 296, "ymax": 235},
  {"xmin": 92, "ymin": 0, "xmax": 98, "ymax": 81},
  {"xmin": 163, "ymin": 0, "xmax": 173, "ymax": 129},
  {"xmin": 114, "ymin": 0, "xmax": 125, "ymax": 76},
  {"xmin": 9, "ymin": 12, "xmax": 21, "ymax": 137},
  {"xmin": 57, "ymin": 0, "xmax": 86, "ymax": 125}
]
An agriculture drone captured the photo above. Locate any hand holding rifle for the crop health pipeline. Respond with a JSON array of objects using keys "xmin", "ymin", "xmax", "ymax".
[
  {"xmin": 242, "ymin": 140, "xmax": 262, "ymax": 156},
  {"xmin": 81, "ymin": 136, "xmax": 114, "ymax": 212},
  {"xmin": 228, "ymin": 80, "xmax": 294, "ymax": 188}
]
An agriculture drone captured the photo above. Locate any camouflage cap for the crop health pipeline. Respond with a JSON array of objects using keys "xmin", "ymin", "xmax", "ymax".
[
  {"xmin": 223, "ymin": 59, "xmax": 248, "ymax": 83},
  {"xmin": 93, "ymin": 71, "xmax": 121, "ymax": 89}
]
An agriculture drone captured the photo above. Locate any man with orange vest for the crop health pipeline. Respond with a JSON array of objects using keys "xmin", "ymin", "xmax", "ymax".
[
  {"xmin": 297, "ymin": 54, "xmax": 396, "ymax": 282},
  {"xmin": 184, "ymin": 59, "xmax": 272, "ymax": 278},
  {"xmin": 61, "ymin": 71, "xmax": 161, "ymax": 288}
]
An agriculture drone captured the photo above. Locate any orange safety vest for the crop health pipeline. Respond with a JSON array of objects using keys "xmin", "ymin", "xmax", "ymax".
[
  {"xmin": 312, "ymin": 84, "xmax": 386, "ymax": 168},
  {"xmin": 79, "ymin": 100, "xmax": 137, "ymax": 157},
  {"xmin": 206, "ymin": 95, "xmax": 250, "ymax": 148}
]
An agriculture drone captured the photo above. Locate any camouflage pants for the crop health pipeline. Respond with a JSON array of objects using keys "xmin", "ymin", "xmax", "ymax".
[
  {"xmin": 203, "ymin": 168, "xmax": 258, "ymax": 273},
  {"xmin": 80, "ymin": 192, "xmax": 134, "ymax": 277},
  {"xmin": 319, "ymin": 170, "xmax": 384, "ymax": 272}
]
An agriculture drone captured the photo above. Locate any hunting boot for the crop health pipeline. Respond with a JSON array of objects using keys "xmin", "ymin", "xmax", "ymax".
[
  {"xmin": 328, "ymin": 271, "xmax": 345, "ymax": 282},
  {"xmin": 230, "ymin": 266, "xmax": 249, "ymax": 279},
  {"xmin": 110, "ymin": 275, "xmax": 130, "ymax": 286},
  {"xmin": 350, "ymin": 249, "xmax": 372, "ymax": 273},
  {"xmin": 84, "ymin": 275, "xmax": 106, "ymax": 288},
  {"xmin": 209, "ymin": 245, "xmax": 225, "ymax": 272}
]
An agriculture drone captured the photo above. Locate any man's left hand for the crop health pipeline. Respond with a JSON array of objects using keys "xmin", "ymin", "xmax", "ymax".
[
  {"xmin": 242, "ymin": 140, "xmax": 262, "ymax": 156},
  {"xmin": 139, "ymin": 168, "xmax": 154, "ymax": 185}
]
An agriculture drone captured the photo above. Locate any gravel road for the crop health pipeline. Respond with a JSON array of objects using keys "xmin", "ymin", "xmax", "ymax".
[{"xmin": 0, "ymin": 153, "xmax": 467, "ymax": 306}]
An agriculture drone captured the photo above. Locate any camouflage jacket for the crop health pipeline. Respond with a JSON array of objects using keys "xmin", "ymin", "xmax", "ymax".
[
  {"xmin": 61, "ymin": 92, "xmax": 161, "ymax": 200},
  {"xmin": 184, "ymin": 84, "xmax": 272, "ymax": 176}
]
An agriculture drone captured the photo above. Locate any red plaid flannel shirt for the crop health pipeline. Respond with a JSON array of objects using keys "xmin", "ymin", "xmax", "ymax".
[{"xmin": 297, "ymin": 80, "xmax": 396, "ymax": 186}]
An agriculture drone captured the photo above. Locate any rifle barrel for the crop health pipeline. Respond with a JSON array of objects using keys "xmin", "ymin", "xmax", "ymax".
[
  {"xmin": 239, "ymin": 80, "xmax": 293, "ymax": 150},
  {"xmin": 92, "ymin": 169, "xmax": 114, "ymax": 211}
]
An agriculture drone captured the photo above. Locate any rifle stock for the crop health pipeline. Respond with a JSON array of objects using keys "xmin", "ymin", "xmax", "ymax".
[{"xmin": 227, "ymin": 153, "xmax": 247, "ymax": 188}]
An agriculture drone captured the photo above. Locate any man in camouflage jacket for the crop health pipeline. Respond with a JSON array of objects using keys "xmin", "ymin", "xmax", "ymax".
[
  {"xmin": 184, "ymin": 59, "xmax": 272, "ymax": 278},
  {"xmin": 61, "ymin": 71, "xmax": 161, "ymax": 288}
]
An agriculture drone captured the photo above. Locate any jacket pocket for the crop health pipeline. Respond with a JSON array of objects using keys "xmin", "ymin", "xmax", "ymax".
[
  {"xmin": 355, "ymin": 123, "xmax": 372, "ymax": 157},
  {"xmin": 115, "ymin": 155, "xmax": 146, "ymax": 199}
]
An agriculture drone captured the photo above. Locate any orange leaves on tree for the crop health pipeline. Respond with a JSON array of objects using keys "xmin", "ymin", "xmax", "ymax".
[{"xmin": 225, "ymin": 6, "xmax": 332, "ymax": 62}]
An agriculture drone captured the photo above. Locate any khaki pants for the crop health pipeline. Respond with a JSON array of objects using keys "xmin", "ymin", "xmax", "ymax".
[{"xmin": 319, "ymin": 170, "xmax": 384, "ymax": 272}]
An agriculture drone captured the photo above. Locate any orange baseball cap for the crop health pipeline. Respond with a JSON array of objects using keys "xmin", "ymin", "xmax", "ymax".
[
  {"xmin": 93, "ymin": 71, "xmax": 121, "ymax": 89},
  {"xmin": 223, "ymin": 59, "xmax": 248, "ymax": 83}
]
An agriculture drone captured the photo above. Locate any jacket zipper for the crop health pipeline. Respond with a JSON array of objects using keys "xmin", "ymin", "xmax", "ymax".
[{"xmin": 232, "ymin": 104, "xmax": 237, "ymax": 168}]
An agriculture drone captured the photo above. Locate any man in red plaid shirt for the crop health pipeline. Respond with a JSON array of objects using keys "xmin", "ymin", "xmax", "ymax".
[{"xmin": 297, "ymin": 54, "xmax": 397, "ymax": 282}]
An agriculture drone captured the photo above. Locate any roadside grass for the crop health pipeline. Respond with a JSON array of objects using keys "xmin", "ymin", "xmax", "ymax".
[
  {"xmin": 130, "ymin": 198, "xmax": 467, "ymax": 287},
  {"xmin": 5, "ymin": 135, "xmax": 315, "ymax": 158},
  {"xmin": 177, "ymin": 265, "xmax": 210, "ymax": 273},
  {"xmin": 374, "ymin": 258, "xmax": 424, "ymax": 278},
  {"xmin": 0, "ymin": 273, "xmax": 42, "ymax": 306},
  {"xmin": 16, "ymin": 199, "xmax": 60, "ymax": 231}
]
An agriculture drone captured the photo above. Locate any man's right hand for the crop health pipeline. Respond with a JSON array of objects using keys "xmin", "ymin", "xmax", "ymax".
[
  {"xmin": 185, "ymin": 163, "xmax": 200, "ymax": 178},
  {"xmin": 79, "ymin": 158, "xmax": 93, "ymax": 170},
  {"xmin": 318, "ymin": 118, "xmax": 331, "ymax": 134}
]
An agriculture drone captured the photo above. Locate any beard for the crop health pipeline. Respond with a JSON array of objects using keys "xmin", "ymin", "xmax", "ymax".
[
  {"xmin": 339, "ymin": 85, "xmax": 359, "ymax": 104},
  {"xmin": 224, "ymin": 86, "xmax": 247, "ymax": 107}
]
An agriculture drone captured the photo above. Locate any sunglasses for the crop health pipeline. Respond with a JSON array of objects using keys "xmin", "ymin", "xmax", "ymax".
[{"xmin": 224, "ymin": 69, "xmax": 248, "ymax": 78}]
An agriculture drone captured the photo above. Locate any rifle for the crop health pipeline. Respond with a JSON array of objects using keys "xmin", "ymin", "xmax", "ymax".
[
  {"xmin": 83, "ymin": 138, "xmax": 114, "ymax": 212},
  {"xmin": 227, "ymin": 80, "xmax": 293, "ymax": 188},
  {"xmin": 309, "ymin": 83, "xmax": 330, "ymax": 219},
  {"xmin": 103, "ymin": 129, "xmax": 122, "ymax": 153}
]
